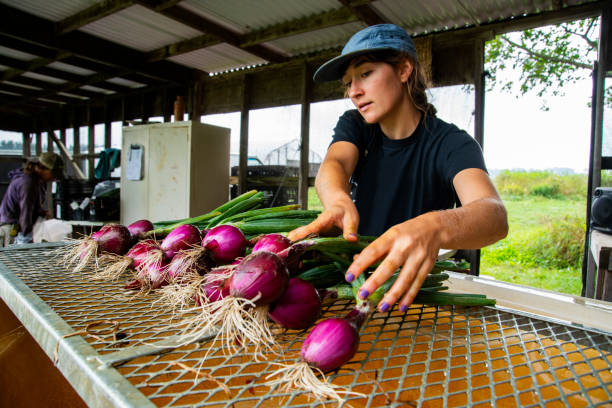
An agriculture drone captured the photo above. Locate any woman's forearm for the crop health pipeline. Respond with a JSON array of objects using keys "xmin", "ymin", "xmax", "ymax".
[
  {"xmin": 432, "ymin": 197, "xmax": 508, "ymax": 250},
  {"xmin": 314, "ymin": 159, "xmax": 353, "ymax": 209}
]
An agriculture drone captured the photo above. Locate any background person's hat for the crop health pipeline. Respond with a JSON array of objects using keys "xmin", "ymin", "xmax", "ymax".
[
  {"xmin": 38, "ymin": 152, "xmax": 65, "ymax": 179},
  {"xmin": 313, "ymin": 24, "xmax": 417, "ymax": 83}
]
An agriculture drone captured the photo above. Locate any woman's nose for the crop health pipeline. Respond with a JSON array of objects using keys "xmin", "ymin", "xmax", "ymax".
[{"xmin": 348, "ymin": 81, "xmax": 362, "ymax": 99}]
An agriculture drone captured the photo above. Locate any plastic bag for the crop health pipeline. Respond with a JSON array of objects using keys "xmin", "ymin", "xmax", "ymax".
[{"xmin": 33, "ymin": 217, "xmax": 73, "ymax": 243}]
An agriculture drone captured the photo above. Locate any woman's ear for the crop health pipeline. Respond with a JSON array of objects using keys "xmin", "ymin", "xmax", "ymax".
[{"xmin": 399, "ymin": 58, "xmax": 413, "ymax": 83}]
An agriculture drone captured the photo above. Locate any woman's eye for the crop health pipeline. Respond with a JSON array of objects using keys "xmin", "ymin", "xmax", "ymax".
[
  {"xmin": 343, "ymin": 81, "xmax": 352, "ymax": 89},
  {"xmin": 360, "ymin": 70, "xmax": 371, "ymax": 78}
]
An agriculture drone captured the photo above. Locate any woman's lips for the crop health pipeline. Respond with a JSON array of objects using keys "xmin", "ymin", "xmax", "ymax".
[{"xmin": 358, "ymin": 102, "xmax": 372, "ymax": 112}]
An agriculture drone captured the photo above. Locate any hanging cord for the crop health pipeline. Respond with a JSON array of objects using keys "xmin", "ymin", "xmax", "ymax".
[{"xmin": 53, "ymin": 319, "xmax": 121, "ymax": 363}]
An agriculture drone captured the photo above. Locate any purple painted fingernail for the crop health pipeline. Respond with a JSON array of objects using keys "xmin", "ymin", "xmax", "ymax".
[
  {"xmin": 346, "ymin": 272, "xmax": 354, "ymax": 283},
  {"xmin": 380, "ymin": 302, "xmax": 390, "ymax": 312},
  {"xmin": 400, "ymin": 304, "xmax": 408, "ymax": 313},
  {"xmin": 359, "ymin": 289, "xmax": 369, "ymax": 299}
]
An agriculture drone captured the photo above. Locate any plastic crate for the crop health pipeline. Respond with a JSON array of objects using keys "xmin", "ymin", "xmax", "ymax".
[{"xmin": 230, "ymin": 184, "xmax": 298, "ymax": 207}]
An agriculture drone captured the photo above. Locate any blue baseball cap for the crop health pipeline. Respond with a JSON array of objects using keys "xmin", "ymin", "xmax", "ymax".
[{"xmin": 313, "ymin": 24, "xmax": 417, "ymax": 83}]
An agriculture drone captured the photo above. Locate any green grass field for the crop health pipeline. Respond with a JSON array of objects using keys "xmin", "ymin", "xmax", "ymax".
[
  {"xmin": 481, "ymin": 195, "xmax": 585, "ymax": 295},
  {"xmin": 307, "ymin": 170, "xmax": 587, "ymax": 296}
]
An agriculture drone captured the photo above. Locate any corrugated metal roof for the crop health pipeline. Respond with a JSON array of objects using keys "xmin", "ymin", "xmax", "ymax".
[
  {"xmin": 80, "ymin": 84, "xmax": 114, "ymax": 94},
  {"xmin": 106, "ymin": 77, "xmax": 146, "ymax": 88},
  {"xmin": 267, "ymin": 21, "xmax": 365, "ymax": 57},
  {"xmin": 4, "ymin": 81, "xmax": 41, "ymax": 90},
  {"xmin": 375, "ymin": 0, "xmax": 598, "ymax": 35},
  {"xmin": 181, "ymin": 0, "xmax": 340, "ymax": 32},
  {"xmin": 169, "ymin": 43, "xmax": 268, "ymax": 75},
  {"xmin": 0, "ymin": 45, "xmax": 36, "ymax": 61},
  {"xmin": 57, "ymin": 91, "xmax": 88, "ymax": 100},
  {"xmin": 22, "ymin": 72, "xmax": 67, "ymax": 84},
  {"xmin": 79, "ymin": 4, "xmax": 203, "ymax": 52},
  {"xmin": 47, "ymin": 61, "xmax": 96, "ymax": 76},
  {"xmin": 0, "ymin": 0, "xmax": 98, "ymax": 22}
]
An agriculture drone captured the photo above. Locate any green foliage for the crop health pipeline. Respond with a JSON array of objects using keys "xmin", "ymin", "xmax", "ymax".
[
  {"xmin": 483, "ymin": 215, "xmax": 585, "ymax": 270},
  {"xmin": 309, "ymin": 173, "xmax": 588, "ymax": 296},
  {"xmin": 485, "ymin": 17, "xmax": 611, "ymax": 110},
  {"xmin": 308, "ymin": 187, "xmax": 324, "ymax": 211},
  {"xmin": 494, "ymin": 170, "xmax": 586, "ymax": 198}
]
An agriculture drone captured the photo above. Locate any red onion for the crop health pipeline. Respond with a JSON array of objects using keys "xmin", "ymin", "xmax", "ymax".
[
  {"xmin": 125, "ymin": 257, "xmax": 169, "ymax": 290},
  {"xmin": 268, "ymin": 278, "xmax": 321, "ymax": 330},
  {"xmin": 91, "ymin": 224, "xmax": 132, "ymax": 255},
  {"xmin": 300, "ymin": 307, "xmax": 366, "ymax": 373},
  {"xmin": 126, "ymin": 239, "xmax": 161, "ymax": 269},
  {"xmin": 202, "ymin": 224, "xmax": 247, "ymax": 263},
  {"xmin": 230, "ymin": 251, "xmax": 289, "ymax": 306},
  {"xmin": 166, "ymin": 250, "xmax": 213, "ymax": 281},
  {"xmin": 196, "ymin": 267, "xmax": 232, "ymax": 304},
  {"xmin": 161, "ymin": 224, "xmax": 201, "ymax": 259},
  {"xmin": 252, "ymin": 234, "xmax": 291, "ymax": 254},
  {"xmin": 127, "ymin": 219, "xmax": 154, "ymax": 237}
]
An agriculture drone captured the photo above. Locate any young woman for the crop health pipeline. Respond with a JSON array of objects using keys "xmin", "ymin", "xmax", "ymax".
[
  {"xmin": 288, "ymin": 24, "xmax": 508, "ymax": 313},
  {"xmin": 0, "ymin": 152, "xmax": 64, "ymax": 245}
]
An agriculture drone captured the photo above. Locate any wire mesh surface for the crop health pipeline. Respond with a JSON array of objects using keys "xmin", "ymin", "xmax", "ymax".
[{"xmin": 1, "ymin": 244, "xmax": 611, "ymax": 407}]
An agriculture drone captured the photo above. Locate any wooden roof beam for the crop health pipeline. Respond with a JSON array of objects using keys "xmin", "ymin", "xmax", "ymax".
[
  {"xmin": 337, "ymin": 0, "xmax": 386, "ymax": 26},
  {"xmin": 240, "ymin": 7, "xmax": 358, "ymax": 48},
  {"xmin": 0, "ymin": 3, "xmax": 197, "ymax": 84},
  {"xmin": 147, "ymin": 6, "xmax": 358, "ymax": 62},
  {"xmin": 141, "ymin": 1, "xmax": 288, "ymax": 63},
  {"xmin": 55, "ymin": 0, "xmax": 136, "ymax": 35}
]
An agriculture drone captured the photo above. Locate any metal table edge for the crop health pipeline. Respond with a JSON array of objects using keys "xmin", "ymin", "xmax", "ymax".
[
  {"xmin": 447, "ymin": 271, "xmax": 612, "ymax": 335},
  {"xmin": 0, "ymin": 245, "xmax": 155, "ymax": 408}
]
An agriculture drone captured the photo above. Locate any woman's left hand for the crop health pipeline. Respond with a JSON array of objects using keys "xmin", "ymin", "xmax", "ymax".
[{"xmin": 345, "ymin": 212, "xmax": 442, "ymax": 313}]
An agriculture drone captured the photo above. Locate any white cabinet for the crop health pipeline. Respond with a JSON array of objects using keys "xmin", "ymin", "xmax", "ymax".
[{"xmin": 120, "ymin": 121, "xmax": 230, "ymax": 225}]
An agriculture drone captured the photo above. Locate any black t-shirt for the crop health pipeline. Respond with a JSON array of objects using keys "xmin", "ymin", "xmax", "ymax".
[{"xmin": 331, "ymin": 109, "xmax": 487, "ymax": 236}]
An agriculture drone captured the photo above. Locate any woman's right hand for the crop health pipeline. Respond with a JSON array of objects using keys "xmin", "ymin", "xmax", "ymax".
[{"xmin": 288, "ymin": 195, "xmax": 359, "ymax": 242}]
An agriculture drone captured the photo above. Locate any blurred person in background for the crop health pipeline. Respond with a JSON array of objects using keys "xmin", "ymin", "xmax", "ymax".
[{"xmin": 0, "ymin": 152, "xmax": 64, "ymax": 246}]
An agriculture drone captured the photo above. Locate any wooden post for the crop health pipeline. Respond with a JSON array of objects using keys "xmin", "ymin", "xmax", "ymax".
[
  {"xmin": 474, "ymin": 39, "xmax": 485, "ymax": 149},
  {"xmin": 467, "ymin": 38, "xmax": 487, "ymax": 277},
  {"xmin": 163, "ymin": 88, "xmax": 171, "ymax": 123},
  {"xmin": 299, "ymin": 63, "xmax": 312, "ymax": 209},
  {"xmin": 584, "ymin": 7, "xmax": 611, "ymax": 297},
  {"xmin": 47, "ymin": 130, "xmax": 54, "ymax": 153},
  {"xmin": 238, "ymin": 75, "xmax": 251, "ymax": 195},
  {"xmin": 104, "ymin": 103, "xmax": 112, "ymax": 149},
  {"xmin": 73, "ymin": 112, "xmax": 80, "ymax": 175},
  {"xmin": 35, "ymin": 132, "xmax": 42, "ymax": 156},
  {"xmin": 88, "ymin": 105, "xmax": 95, "ymax": 179},
  {"xmin": 22, "ymin": 132, "xmax": 31, "ymax": 158}
]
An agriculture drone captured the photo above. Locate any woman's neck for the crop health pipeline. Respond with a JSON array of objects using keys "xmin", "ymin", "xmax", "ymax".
[{"xmin": 379, "ymin": 99, "xmax": 422, "ymax": 140}]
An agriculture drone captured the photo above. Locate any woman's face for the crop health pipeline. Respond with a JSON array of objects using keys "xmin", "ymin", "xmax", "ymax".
[
  {"xmin": 342, "ymin": 58, "xmax": 411, "ymax": 124},
  {"xmin": 37, "ymin": 166, "xmax": 55, "ymax": 182}
]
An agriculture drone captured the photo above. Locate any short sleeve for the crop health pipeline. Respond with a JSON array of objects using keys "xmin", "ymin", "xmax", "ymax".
[
  {"xmin": 440, "ymin": 129, "xmax": 487, "ymax": 183},
  {"xmin": 330, "ymin": 109, "xmax": 369, "ymax": 153}
]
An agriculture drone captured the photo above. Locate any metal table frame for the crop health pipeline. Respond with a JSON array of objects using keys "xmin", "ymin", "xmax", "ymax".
[{"xmin": 1, "ymin": 243, "xmax": 611, "ymax": 407}]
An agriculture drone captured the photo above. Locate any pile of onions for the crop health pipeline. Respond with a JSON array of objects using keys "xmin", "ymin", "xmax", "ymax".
[
  {"xmin": 166, "ymin": 224, "xmax": 247, "ymax": 281},
  {"xmin": 176, "ymin": 251, "xmax": 289, "ymax": 356}
]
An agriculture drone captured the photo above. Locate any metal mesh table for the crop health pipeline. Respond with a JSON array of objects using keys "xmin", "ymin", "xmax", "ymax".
[{"xmin": 1, "ymin": 243, "xmax": 611, "ymax": 407}]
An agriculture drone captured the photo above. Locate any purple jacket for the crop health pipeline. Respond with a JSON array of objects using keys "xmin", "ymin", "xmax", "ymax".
[{"xmin": 0, "ymin": 169, "xmax": 47, "ymax": 235}]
